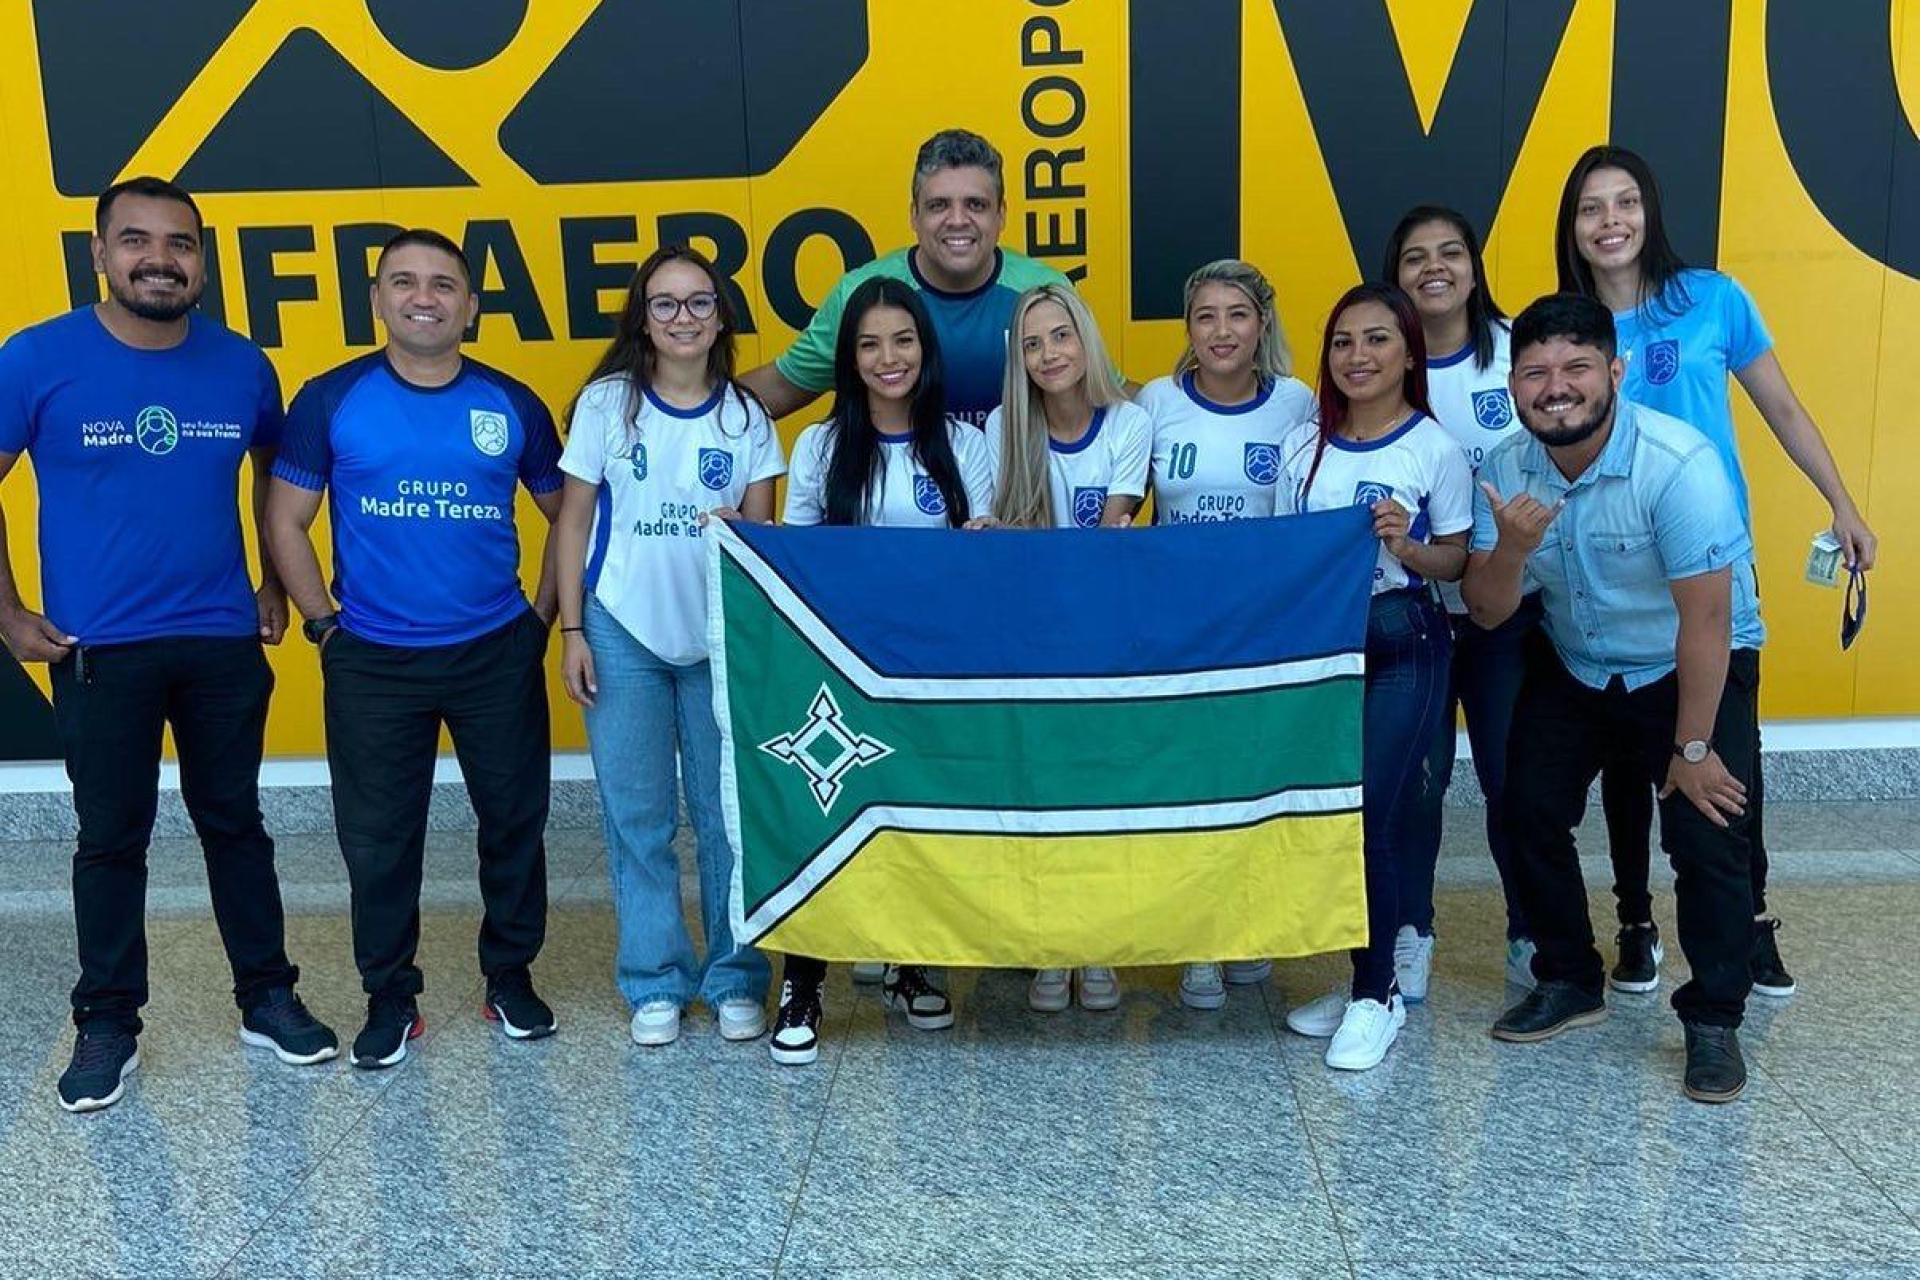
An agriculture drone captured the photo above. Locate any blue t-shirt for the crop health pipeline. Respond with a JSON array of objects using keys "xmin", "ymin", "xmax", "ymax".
[
  {"xmin": 0, "ymin": 308, "xmax": 281, "ymax": 645},
  {"xmin": 1614, "ymin": 268, "xmax": 1771, "ymax": 526},
  {"xmin": 274, "ymin": 353, "xmax": 563, "ymax": 647}
]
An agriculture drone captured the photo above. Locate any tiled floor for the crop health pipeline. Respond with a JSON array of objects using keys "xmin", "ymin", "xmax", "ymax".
[{"xmin": 1, "ymin": 804, "xmax": 1917, "ymax": 1279}]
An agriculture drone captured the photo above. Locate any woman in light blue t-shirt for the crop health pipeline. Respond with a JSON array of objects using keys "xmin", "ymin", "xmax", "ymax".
[{"xmin": 1554, "ymin": 145, "xmax": 1879, "ymax": 1001}]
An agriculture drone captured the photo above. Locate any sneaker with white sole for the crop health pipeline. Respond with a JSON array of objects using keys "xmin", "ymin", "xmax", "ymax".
[
  {"xmin": 1028, "ymin": 968, "xmax": 1071, "ymax": 1012},
  {"xmin": 57, "ymin": 1028, "xmax": 140, "ymax": 1113},
  {"xmin": 715, "ymin": 997, "xmax": 766, "ymax": 1041},
  {"xmin": 850, "ymin": 961, "xmax": 886, "ymax": 985},
  {"xmin": 483, "ymin": 969, "xmax": 556, "ymax": 1040},
  {"xmin": 1284, "ymin": 990, "xmax": 1348, "ymax": 1039},
  {"xmin": 1324, "ymin": 995, "xmax": 1406, "ymax": 1071},
  {"xmin": 1609, "ymin": 923, "xmax": 1663, "ymax": 994},
  {"xmin": 1393, "ymin": 926, "xmax": 1435, "ymax": 1003},
  {"xmin": 238, "ymin": 987, "xmax": 339, "ymax": 1065},
  {"xmin": 629, "ymin": 1000, "xmax": 680, "ymax": 1046},
  {"xmin": 1223, "ymin": 959, "xmax": 1273, "ymax": 986},
  {"xmin": 770, "ymin": 978, "xmax": 822, "ymax": 1065},
  {"xmin": 349, "ymin": 993, "xmax": 422, "ymax": 1070},
  {"xmin": 1076, "ymin": 967, "xmax": 1121, "ymax": 1011},
  {"xmin": 1179, "ymin": 962, "xmax": 1226, "ymax": 1010},
  {"xmin": 1505, "ymin": 937, "xmax": 1538, "ymax": 989},
  {"xmin": 882, "ymin": 965, "xmax": 954, "ymax": 1030}
]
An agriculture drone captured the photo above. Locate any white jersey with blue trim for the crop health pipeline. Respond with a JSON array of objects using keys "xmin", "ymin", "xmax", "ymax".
[
  {"xmin": 1140, "ymin": 370, "xmax": 1318, "ymax": 524},
  {"xmin": 783, "ymin": 416, "xmax": 995, "ymax": 529},
  {"xmin": 1424, "ymin": 324, "xmax": 1518, "ymax": 612},
  {"xmin": 1278, "ymin": 412, "xmax": 1474, "ymax": 595},
  {"xmin": 982, "ymin": 400, "xmax": 1151, "ymax": 528}
]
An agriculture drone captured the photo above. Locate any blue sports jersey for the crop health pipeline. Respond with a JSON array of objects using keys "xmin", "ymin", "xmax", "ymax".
[
  {"xmin": 1614, "ymin": 268, "xmax": 1771, "ymax": 526},
  {"xmin": 0, "ymin": 308, "xmax": 281, "ymax": 644},
  {"xmin": 274, "ymin": 353, "xmax": 563, "ymax": 647}
]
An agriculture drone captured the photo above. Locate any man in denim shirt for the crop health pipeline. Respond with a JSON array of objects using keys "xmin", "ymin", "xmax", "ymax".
[{"xmin": 1464, "ymin": 293, "xmax": 1762, "ymax": 1104}]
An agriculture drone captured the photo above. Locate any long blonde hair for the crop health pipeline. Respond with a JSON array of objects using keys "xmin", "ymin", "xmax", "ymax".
[
  {"xmin": 1172, "ymin": 259, "xmax": 1292, "ymax": 381},
  {"xmin": 993, "ymin": 284, "xmax": 1126, "ymax": 528}
]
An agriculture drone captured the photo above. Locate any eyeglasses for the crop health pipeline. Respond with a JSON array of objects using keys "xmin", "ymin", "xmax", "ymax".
[
  {"xmin": 1841, "ymin": 567, "xmax": 1868, "ymax": 650},
  {"xmin": 646, "ymin": 292, "xmax": 719, "ymax": 323}
]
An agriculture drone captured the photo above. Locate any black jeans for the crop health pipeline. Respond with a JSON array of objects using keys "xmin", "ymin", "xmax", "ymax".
[
  {"xmin": 322, "ymin": 610, "xmax": 551, "ymax": 998},
  {"xmin": 51, "ymin": 635, "xmax": 296, "ymax": 1032},
  {"xmin": 1503, "ymin": 645, "xmax": 1759, "ymax": 1027}
]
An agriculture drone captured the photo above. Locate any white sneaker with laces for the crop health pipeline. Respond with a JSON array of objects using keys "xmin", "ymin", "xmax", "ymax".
[
  {"xmin": 1223, "ymin": 959, "xmax": 1273, "ymax": 986},
  {"xmin": 1028, "ymin": 968, "xmax": 1071, "ymax": 1012},
  {"xmin": 629, "ymin": 1000, "xmax": 680, "ymax": 1047},
  {"xmin": 1179, "ymin": 962, "xmax": 1226, "ymax": 1010},
  {"xmin": 1324, "ymin": 995, "xmax": 1406, "ymax": 1071},
  {"xmin": 1393, "ymin": 926, "xmax": 1435, "ymax": 1003},
  {"xmin": 850, "ymin": 961, "xmax": 886, "ymax": 984},
  {"xmin": 715, "ymin": 998, "xmax": 766, "ymax": 1042},
  {"xmin": 1505, "ymin": 937, "xmax": 1538, "ymax": 989},
  {"xmin": 1284, "ymin": 989, "xmax": 1347, "ymax": 1039},
  {"xmin": 1076, "ymin": 967, "xmax": 1120, "ymax": 1011}
]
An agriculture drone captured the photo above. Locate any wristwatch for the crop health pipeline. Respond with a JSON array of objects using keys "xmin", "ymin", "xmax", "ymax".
[
  {"xmin": 1673, "ymin": 738, "xmax": 1712, "ymax": 764},
  {"xmin": 302, "ymin": 613, "xmax": 340, "ymax": 645}
]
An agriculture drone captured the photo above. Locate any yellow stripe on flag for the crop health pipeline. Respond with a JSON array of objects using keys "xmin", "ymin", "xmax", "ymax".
[{"xmin": 755, "ymin": 811, "xmax": 1366, "ymax": 967}]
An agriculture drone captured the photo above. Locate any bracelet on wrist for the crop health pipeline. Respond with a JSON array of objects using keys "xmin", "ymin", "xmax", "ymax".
[{"xmin": 560, "ymin": 626, "xmax": 584, "ymax": 634}]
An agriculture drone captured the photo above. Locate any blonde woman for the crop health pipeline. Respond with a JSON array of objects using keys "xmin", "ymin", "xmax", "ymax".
[{"xmin": 980, "ymin": 285, "xmax": 1148, "ymax": 1011}]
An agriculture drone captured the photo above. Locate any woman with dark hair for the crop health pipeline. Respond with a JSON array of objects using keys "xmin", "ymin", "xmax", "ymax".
[
  {"xmin": 1554, "ymin": 145, "xmax": 1877, "ymax": 998},
  {"xmin": 770, "ymin": 275, "xmax": 994, "ymax": 1064},
  {"xmin": 552, "ymin": 244, "xmax": 785, "ymax": 1048},
  {"xmin": 1276, "ymin": 283, "xmax": 1473, "ymax": 1072},
  {"xmin": 1381, "ymin": 207, "xmax": 1534, "ymax": 998}
]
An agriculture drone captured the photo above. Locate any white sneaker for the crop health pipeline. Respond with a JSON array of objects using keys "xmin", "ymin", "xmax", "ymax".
[
  {"xmin": 1076, "ymin": 967, "xmax": 1121, "ymax": 1011},
  {"xmin": 1324, "ymin": 995, "xmax": 1406, "ymax": 1071},
  {"xmin": 1223, "ymin": 959, "xmax": 1273, "ymax": 986},
  {"xmin": 629, "ymin": 1000, "xmax": 680, "ymax": 1047},
  {"xmin": 850, "ymin": 961, "xmax": 886, "ymax": 984},
  {"xmin": 1393, "ymin": 926, "xmax": 1434, "ymax": 1003},
  {"xmin": 715, "ymin": 998, "xmax": 766, "ymax": 1042},
  {"xmin": 1284, "ymin": 989, "xmax": 1347, "ymax": 1039},
  {"xmin": 1505, "ymin": 938, "xmax": 1538, "ymax": 989},
  {"xmin": 1028, "ymin": 968, "xmax": 1071, "ymax": 1012},
  {"xmin": 1179, "ymin": 962, "xmax": 1226, "ymax": 1010}
]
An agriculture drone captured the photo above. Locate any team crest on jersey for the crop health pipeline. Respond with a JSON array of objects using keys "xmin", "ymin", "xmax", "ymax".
[
  {"xmin": 1353, "ymin": 481, "xmax": 1394, "ymax": 507},
  {"xmin": 1243, "ymin": 442, "xmax": 1282, "ymax": 485},
  {"xmin": 1071, "ymin": 486, "xmax": 1108, "ymax": 528},
  {"xmin": 913, "ymin": 474, "xmax": 946, "ymax": 515},
  {"xmin": 698, "ymin": 448, "xmax": 734, "ymax": 491},
  {"xmin": 1644, "ymin": 339, "xmax": 1681, "ymax": 386},
  {"xmin": 470, "ymin": 409, "xmax": 510, "ymax": 457},
  {"xmin": 1471, "ymin": 388, "xmax": 1514, "ymax": 430}
]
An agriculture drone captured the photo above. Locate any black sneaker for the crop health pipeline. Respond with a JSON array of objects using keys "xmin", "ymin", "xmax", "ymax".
[
  {"xmin": 483, "ymin": 969, "xmax": 556, "ymax": 1040},
  {"xmin": 349, "ymin": 993, "xmax": 422, "ymax": 1070},
  {"xmin": 1750, "ymin": 917, "xmax": 1797, "ymax": 997},
  {"xmin": 1683, "ymin": 1022, "xmax": 1747, "ymax": 1103},
  {"xmin": 1490, "ymin": 980, "xmax": 1608, "ymax": 1043},
  {"xmin": 57, "ymin": 1028, "xmax": 140, "ymax": 1114},
  {"xmin": 240, "ymin": 987, "xmax": 340, "ymax": 1065},
  {"xmin": 881, "ymin": 964, "xmax": 954, "ymax": 1031},
  {"xmin": 769, "ymin": 978, "xmax": 822, "ymax": 1066},
  {"xmin": 1609, "ymin": 922, "xmax": 1663, "ymax": 994}
]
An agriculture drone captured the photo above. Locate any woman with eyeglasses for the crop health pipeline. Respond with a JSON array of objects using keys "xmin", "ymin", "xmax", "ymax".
[
  {"xmin": 552, "ymin": 245, "xmax": 785, "ymax": 1048},
  {"xmin": 1554, "ymin": 145, "xmax": 1879, "ymax": 999}
]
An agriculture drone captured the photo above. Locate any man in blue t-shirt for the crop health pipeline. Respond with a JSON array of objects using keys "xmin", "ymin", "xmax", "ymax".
[
  {"xmin": 0, "ymin": 176, "xmax": 337, "ymax": 1113},
  {"xmin": 266, "ymin": 229, "xmax": 565, "ymax": 1070}
]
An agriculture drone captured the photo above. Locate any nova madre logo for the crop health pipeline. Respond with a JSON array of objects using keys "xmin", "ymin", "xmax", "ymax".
[{"xmin": 135, "ymin": 405, "xmax": 179, "ymax": 456}]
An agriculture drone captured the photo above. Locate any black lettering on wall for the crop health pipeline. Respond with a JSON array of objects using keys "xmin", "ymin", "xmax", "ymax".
[
  {"xmin": 334, "ymin": 222, "xmax": 404, "ymax": 346},
  {"xmin": 762, "ymin": 209, "xmax": 877, "ymax": 331},
  {"xmin": 239, "ymin": 226, "xmax": 317, "ymax": 348},
  {"xmin": 1022, "ymin": 75, "xmax": 1087, "ymax": 139},
  {"xmin": 1610, "ymin": 0, "xmax": 1731, "ymax": 267},
  {"xmin": 1021, "ymin": 16, "xmax": 1084, "ymax": 67},
  {"xmin": 1768, "ymin": 0, "xmax": 1920, "ymax": 279},
  {"xmin": 561, "ymin": 216, "xmax": 640, "ymax": 342},
  {"xmin": 656, "ymin": 212, "xmax": 756, "ymax": 335},
  {"xmin": 1275, "ymin": 0, "xmax": 1577, "ymax": 276},
  {"xmin": 462, "ymin": 220, "xmax": 553, "ymax": 342}
]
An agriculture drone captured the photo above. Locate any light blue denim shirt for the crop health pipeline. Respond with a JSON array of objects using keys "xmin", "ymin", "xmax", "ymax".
[{"xmin": 1470, "ymin": 398, "xmax": 1764, "ymax": 691}]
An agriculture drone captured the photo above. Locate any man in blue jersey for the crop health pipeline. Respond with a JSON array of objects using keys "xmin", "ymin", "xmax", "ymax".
[
  {"xmin": 741, "ymin": 128, "xmax": 1082, "ymax": 428},
  {"xmin": 0, "ymin": 177, "xmax": 337, "ymax": 1113},
  {"xmin": 266, "ymin": 230, "xmax": 565, "ymax": 1070}
]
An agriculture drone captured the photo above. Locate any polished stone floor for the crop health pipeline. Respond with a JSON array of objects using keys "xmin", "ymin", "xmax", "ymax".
[{"xmin": 0, "ymin": 803, "xmax": 1917, "ymax": 1279}]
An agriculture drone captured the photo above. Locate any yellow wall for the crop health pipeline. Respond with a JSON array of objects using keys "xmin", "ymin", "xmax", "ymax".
[{"xmin": 0, "ymin": 1, "xmax": 1913, "ymax": 757}]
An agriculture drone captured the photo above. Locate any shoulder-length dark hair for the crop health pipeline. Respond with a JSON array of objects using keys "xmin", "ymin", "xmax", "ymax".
[
  {"xmin": 570, "ymin": 243, "xmax": 762, "ymax": 436},
  {"xmin": 1381, "ymin": 204, "xmax": 1507, "ymax": 372},
  {"xmin": 1554, "ymin": 144, "xmax": 1691, "ymax": 319},
  {"xmin": 822, "ymin": 277, "xmax": 969, "ymax": 527},
  {"xmin": 1300, "ymin": 283, "xmax": 1433, "ymax": 503}
]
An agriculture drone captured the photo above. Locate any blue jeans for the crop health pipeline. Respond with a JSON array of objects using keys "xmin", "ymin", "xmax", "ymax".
[
  {"xmin": 1403, "ymin": 594, "xmax": 1543, "ymax": 942},
  {"xmin": 1352, "ymin": 589, "xmax": 1452, "ymax": 1003},
  {"xmin": 583, "ymin": 595, "xmax": 769, "ymax": 1010}
]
